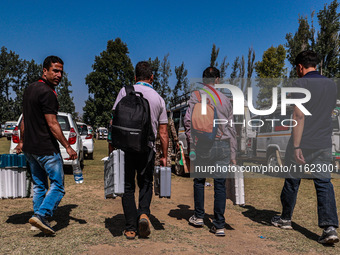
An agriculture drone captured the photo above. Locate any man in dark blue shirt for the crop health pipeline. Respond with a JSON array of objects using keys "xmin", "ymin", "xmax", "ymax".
[{"xmin": 272, "ymin": 51, "xmax": 339, "ymax": 244}]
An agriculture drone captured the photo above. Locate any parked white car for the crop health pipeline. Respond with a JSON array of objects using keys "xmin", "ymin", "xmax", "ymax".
[
  {"xmin": 77, "ymin": 122, "xmax": 94, "ymax": 159},
  {"xmin": 9, "ymin": 112, "xmax": 84, "ymax": 168},
  {"xmin": 4, "ymin": 121, "xmax": 17, "ymax": 140},
  {"xmin": 96, "ymin": 127, "xmax": 108, "ymax": 140}
]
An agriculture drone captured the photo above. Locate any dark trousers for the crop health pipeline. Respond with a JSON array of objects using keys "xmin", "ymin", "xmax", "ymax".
[
  {"xmin": 122, "ymin": 150, "xmax": 155, "ymax": 231},
  {"xmin": 193, "ymin": 140, "xmax": 230, "ymax": 229},
  {"xmin": 280, "ymin": 141, "xmax": 338, "ymax": 228}
]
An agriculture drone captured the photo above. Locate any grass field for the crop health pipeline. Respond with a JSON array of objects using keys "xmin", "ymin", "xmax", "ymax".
[{"xmin": 1, "ymin": 136, "xmax": 340, "ymax": 254}]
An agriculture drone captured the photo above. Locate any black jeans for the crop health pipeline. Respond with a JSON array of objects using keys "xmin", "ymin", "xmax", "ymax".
[
  {"xmin": 122, "ymin": 149, "xmax": 155, "ymax": 231},
  {"xmin": 280, "ymin": 140, "xmax": 339, "ymax": 228},
  {"xmin": 193, "ymin": 140, "xmax": 230, "ymax": 229}
]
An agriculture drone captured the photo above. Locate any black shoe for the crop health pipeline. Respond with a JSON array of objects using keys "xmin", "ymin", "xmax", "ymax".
[
  {"xmin": 318, "ymin": 226, "xmax": 339, "ymax": 244},
  {"xmin": 29, "ymin": 214, "xmax": 56, "ymax": 236},
  {"xmin": 271, "ymin": 216, "xmax": 292, "ymax": 230}
]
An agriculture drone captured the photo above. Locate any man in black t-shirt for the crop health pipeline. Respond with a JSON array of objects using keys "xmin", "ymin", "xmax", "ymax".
[
  {"xmin": 271, "ymin": 51, "xmax": 339, "ymax": 244},
  {"xmin": 15, "ymin": 56, "xmax": 77, "ymax": 236}
]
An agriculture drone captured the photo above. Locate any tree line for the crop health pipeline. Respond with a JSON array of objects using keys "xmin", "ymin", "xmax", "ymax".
[
  {"xmin": 1, "ymin": 0, "xmax": 340, "ymax": 128},
  {"xmin": 0, "ymin": 47, "xmax": 76, "ymax": 123}
]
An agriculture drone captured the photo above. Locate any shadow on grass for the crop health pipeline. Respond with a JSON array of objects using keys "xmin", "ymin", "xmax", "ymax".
[
  {"xmin": 105, "ymin": 213, "xmax": 165, "ymax": 237},
  {"xmin": 168, "ymin": 204, "xmax": 234, "ymax": 230},
  {"xmin": 242, "ymin": 205, "xmax": 319, "ymax": 242},
  {"xmin": 6, "ymin": 204, "xmax": 87, "ymax": 232}
]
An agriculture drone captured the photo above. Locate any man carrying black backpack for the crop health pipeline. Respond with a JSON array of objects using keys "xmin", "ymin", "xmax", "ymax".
[{"xmin": 112, "ymin": 61, "xmax": 169, "ymax": 239}]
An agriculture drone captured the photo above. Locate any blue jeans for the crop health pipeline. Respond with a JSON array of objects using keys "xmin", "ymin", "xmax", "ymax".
[
  {"xmin": 25, "ymin": 152, "xmax": 65, "ymax": 218},
  {"xmin": 280, "ymin": 140, "xmax": 339, "ymax": 228},
  {"xmin": 193, "ymin": 140, "xmax": 230, "ymax": 229}
]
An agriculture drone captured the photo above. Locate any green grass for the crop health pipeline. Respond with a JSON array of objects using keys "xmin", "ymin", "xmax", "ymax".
[{"xmin": 0, "ymin": 137, "xmax": 11, "ymax": 154}]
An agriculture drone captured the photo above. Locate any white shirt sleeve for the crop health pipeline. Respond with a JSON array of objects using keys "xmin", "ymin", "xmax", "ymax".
[{"xmin": 112, "ymin": 88, "xmax": 126, "ymax": 110}]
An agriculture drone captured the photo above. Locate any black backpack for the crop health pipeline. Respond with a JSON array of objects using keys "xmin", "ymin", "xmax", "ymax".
[{"xmin": 111, "ymin": 85, "xmax": 155, "ymax": 153}]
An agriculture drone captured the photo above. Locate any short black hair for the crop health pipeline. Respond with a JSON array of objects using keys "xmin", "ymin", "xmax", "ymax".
[
  {"xmin": 203, "ymin": 67, "xmax": 220, "ymax": 84},
  {"xmin": 294, "ymin": 50, "xmax": 319, "ymax": 68},
  {"xmin": 135, "ymin": 61, "xmax": 153, "ymax": 82},
  {"xmin": 43, "ymin": 56, "xmax": 64, "ymax": 70}
]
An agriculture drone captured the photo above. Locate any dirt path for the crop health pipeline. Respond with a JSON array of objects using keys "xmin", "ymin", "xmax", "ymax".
[{"xmin": 84, "ymin": 175, "xmax": 292, "ymax": 255}]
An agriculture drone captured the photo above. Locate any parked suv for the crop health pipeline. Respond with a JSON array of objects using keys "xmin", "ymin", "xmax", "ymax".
[
  {"xmin": 96, "ymin": 127, "xmax": 108, "ymax": 140},
  {"xmin": 77, "ymin": 122, "xmax": 94, "ymax": 159},
  {"xmin": 9, "ymin": 112, "xmax": 84, "ymax": 168},
  {"xmin": 4, "ymin": 121, "xmax": 17, "ymax": 140}
]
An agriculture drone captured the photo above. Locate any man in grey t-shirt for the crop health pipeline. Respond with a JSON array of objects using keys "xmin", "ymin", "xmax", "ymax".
[{"xmin": 112, "ymin": 61, "xmax": 169, "ymax": 239}]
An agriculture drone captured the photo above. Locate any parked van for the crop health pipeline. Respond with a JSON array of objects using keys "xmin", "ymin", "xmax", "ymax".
[{"xmin": 4, "ymin": 121, "xmax": 17, "ymax": 140}]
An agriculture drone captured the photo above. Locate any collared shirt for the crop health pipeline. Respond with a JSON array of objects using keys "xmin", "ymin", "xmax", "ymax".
[
  {"xmin": 112, "ymin": 83, "xmax": 168, "ymax": 150},
  {"xmin": 184, "ymin": 85, "xmax": 237, "ymax": 160},
  {"xmin": 22, "ymin": 78, "xmax": 60, "ymax": 155}
]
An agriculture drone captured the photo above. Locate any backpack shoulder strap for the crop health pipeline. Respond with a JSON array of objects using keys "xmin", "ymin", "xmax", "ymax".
[
  {"xmin": 125, "ymin": 85, "xmax": 135, "ymax": 96},
  {"xmin": 194, "ymin": 91, "xmax": 201, "ymax": 103}
]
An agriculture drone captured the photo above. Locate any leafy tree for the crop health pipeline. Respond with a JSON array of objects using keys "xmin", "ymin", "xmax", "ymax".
[
  {"xmin": 83, "ymin": 38, "xmax": 134, "ymax": 127},
  {"xmin": 210, "ymin": 44, "xmax": 219, "ymax": 67},
  {"xmin": 230, "ymin": 56, "xmax": 240, "ymax": 85},
  {"xmin": 55, "ymin": 73, "xmax": 75, "ymax": 116},
  {"xmin": 0, "ymin": 46, "xmax": 24, "ymax": 121},
  {"xmin": 172, "ymin": 62, "xmax": 189, "ymax": 102},
  {"xmin": 148, "ymin": 57, "xmax": 162, "ymax": 94},
  {"xmin": 12, "ymin": 59, "xmax": 41, "ymax": 118},
  {"xmin": 220, "ymin": 56, "xmax": 229, "ymax": 81},
  {"xmin": 239, "ymin": 55, "xmax": 246, "ymax": 92},
  {"xmin": 315, "ymin": 0, "xmax": 340, "ymax": 76},
  {"xmin": 285, "ymin": 16, "xmax": 313, "ymax": 77},
  {"xmin": 245, "ymin": 48, "xmax": 256, "ymax": 96},
  {"xmin": 159, "ymin": 53, "xmax": 172, "ymax": 105},
  {"xmin": 255, "ymin": 45, "xmax": 286, "ymax": 108}
]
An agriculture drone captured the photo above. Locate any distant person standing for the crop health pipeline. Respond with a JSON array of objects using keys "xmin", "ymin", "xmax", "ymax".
[
  {"xmin": 271, "ymin": 51, "xmax": 339, "ymax": 244},
  {"xmin": 15, "ymin": 56, "xmax": 77, "ymax": 236}
]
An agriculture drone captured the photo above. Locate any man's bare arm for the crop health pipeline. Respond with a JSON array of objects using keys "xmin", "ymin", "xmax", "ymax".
[
  {"xmin": 292, "ymin": 106, "xmax": 305, "ymax": 164},
  {"xmin": 45, "ymin": 114, "xmax": 77, "ymax": 160},
  {"xmin": 159, "ymin": 124, "xmax": 169, "ymax": 166}
]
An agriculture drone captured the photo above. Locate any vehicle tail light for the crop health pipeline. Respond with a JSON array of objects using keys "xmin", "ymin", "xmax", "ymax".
[
  {"xmin": 85, "ymin": 134, "xmax": 93, "ymax": 139},
  {"xmin": 68, "ymin": 128, "xmax": 77, "ymax": 145},
  {"xmin": 274, "ymin": 126, "xmax": 289, "ymax": 131},
  {"xmin": 247, "ymin": 138, "xmax": 252, "ymax": 147},
  {"xmin": 12, "ymin": 126, "xmax": 20, "ymax": 143}
]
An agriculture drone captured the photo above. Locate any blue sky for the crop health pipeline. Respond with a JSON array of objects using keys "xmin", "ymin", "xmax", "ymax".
[{"xmin": 0, "ymin": 0, "xmax": 334, "ymax": 113}]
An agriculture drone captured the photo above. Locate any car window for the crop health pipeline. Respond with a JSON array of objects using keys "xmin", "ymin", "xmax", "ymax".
[
  {"xmin": 273, "ymin": 111, "xmax": 292, "ymax": 132},
  {"xmin": 77, "ymin": 124, "xmax": 88, "ymax": 135},
  {"xmin": 5, "ymin": 124, "xmax": 15, "ymax": 130},
  {"xmin": 57, "ymin": 115, "xmax": 71, "ymax": 131},
  {"xmin": 259, "ymin": 116, "xmax": 272, "ymax": 133}
]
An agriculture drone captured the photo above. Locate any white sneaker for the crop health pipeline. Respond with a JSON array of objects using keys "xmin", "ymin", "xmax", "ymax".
[
  {"xmin": 210, "ymin": 226, "xmax": 225, "ymax": 236},
  {"xmin": 189, "ymin": 215, "xmax": 204, "ymax": 226},
  {"xmin": 30, "ymin": 225, "xmax": 39, "ymax": 231}
]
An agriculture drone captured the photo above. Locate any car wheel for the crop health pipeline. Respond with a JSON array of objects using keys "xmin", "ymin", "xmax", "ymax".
[
  {"xmin": 88, "ymin": 153, "xmax": 94, "ymax": 160},
  {"xmin": 266, "ymin": 151, "xmax": 282, "ymax": 177},
  {"xmin": 7, "ymin": 136, "xmax": 11, "ymax": 140}
]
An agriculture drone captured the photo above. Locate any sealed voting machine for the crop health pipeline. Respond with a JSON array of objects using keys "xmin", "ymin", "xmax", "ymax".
[
  {"xmin": 0, "ymin": 154, "xmax": 33, "ymax": 199},
  {"xmin": 226, "ymin": 165, "xmax": 245, "ymax": 205},
  {"xmin": 154, "ymin": 166, "xmax": 171, "ymax": 198},
  {"xmin": 104, "ymin": 150, "xmax": 125, "ymax": 199}
]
